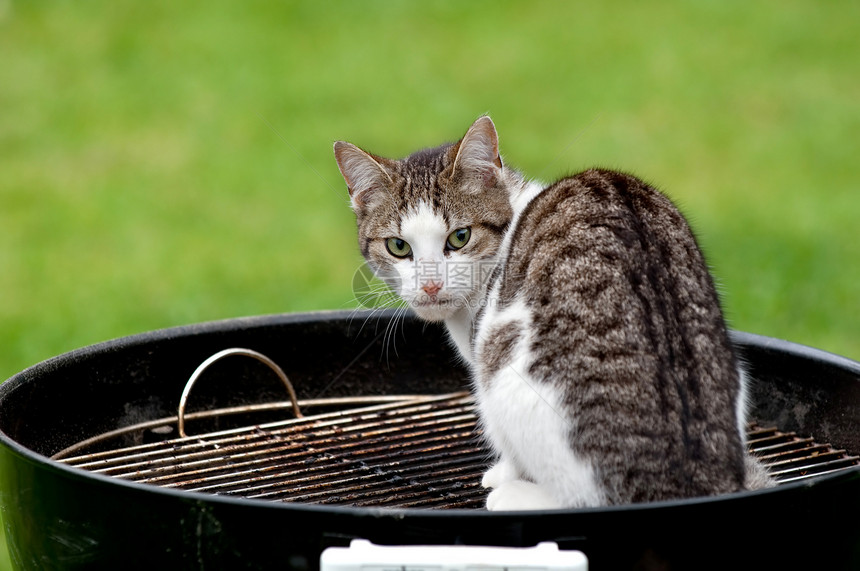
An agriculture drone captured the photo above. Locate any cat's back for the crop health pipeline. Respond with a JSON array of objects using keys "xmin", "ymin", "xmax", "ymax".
[
  {"xmin": 486, "ymin": 168, "xmax": 746, "ymax": 503},
  {"xmin": 502, "ymin": 168, "xmax": 720, "ymax": 310}
]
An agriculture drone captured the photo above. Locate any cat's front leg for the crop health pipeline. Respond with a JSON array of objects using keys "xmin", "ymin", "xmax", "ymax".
[
  {"xmin": 486, "ymin": 480, "xmax": 561, "ymax": 511},
  {"xmin": 481, "ymin": 458, "xmax": 520, "ymax": 489},
  {"xmin": 482, "ymin": 459, "xmax": 561, "ymax": 511}
]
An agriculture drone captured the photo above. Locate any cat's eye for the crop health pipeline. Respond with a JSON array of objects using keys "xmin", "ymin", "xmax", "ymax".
[
  {"xmin": 446, "ymin": 227, "xmax": 471, "ymax": 250},
  {"xmin": 386, "ymin": 237, "xmax": 412, "ymax": 258}
]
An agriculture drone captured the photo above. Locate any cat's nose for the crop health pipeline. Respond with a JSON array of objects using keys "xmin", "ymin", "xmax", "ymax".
[{"xmin": 421, "ymin": 280, "xmax": 443, "ymax": 297}]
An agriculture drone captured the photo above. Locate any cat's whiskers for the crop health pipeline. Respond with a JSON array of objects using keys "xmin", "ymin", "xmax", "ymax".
[
  {"xmin": 380, "ymin": 303, "xmax": 412, "ymax": 364},
  {"xmin": 344, "ymin": 284, "xmax": 407, "ymax": 347},
  {"xmin": 347, "ymin": 291, "xmax": 410, "ymax": 363}
]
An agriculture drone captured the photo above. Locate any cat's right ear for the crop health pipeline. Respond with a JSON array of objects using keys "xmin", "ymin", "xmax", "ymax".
[
  {"xmin": 333, "ymin": 141, "xmax": 393, "ymax": 211},
  {"xmin": 450, "ymin": 115, "xmax": 503, "ymax": 190}
]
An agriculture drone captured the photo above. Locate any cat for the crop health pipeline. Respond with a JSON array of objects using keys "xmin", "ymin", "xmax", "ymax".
[{"xmin": 333, "ymin": 116, "xmax": 773, "ymax": 510}]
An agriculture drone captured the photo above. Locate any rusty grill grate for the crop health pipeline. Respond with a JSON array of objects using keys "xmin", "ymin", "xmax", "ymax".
[{"xmin": 56, "ymin": 392, "xmax": 860, "ymax": 510}]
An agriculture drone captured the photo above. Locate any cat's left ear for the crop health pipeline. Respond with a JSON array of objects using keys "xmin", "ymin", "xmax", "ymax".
[{"xmin": 451, "ymin": 115, "xmax": 504, "ymax": 189}]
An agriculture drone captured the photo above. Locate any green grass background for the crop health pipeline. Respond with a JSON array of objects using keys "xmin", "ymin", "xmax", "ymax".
[{"xmin": 1, "ymin": 1, "xmax": 858, "ymax": 567}]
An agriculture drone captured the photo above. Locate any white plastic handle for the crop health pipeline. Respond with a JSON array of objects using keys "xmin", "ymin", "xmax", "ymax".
[{"xmin": 320, "ymin": 540, "xmax": 588, "ymax": 571}]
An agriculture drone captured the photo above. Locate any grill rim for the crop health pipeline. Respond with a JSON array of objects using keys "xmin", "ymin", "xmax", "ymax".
[
  {"xmin": 1, "ymin": 315, "xmax": 858, "ymax": 516},
  {"xmin": 5, "ymin": 311, "xmax": 860, "ymax": 455}
]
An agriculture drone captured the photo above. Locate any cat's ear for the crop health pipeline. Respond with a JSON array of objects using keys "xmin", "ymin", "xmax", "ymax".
[
  {"xmin": 333, "ymin": 141, "xmax": 394, "ymax": 210},
  {"xmin": 451, "ymin": 115, "xmax": 504, "ymax": 189}
]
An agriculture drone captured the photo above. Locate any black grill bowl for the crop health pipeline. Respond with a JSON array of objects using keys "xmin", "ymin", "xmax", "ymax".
[{"xmin": 1, "ymin": 310, "xmax": 859, "ymax": 570}]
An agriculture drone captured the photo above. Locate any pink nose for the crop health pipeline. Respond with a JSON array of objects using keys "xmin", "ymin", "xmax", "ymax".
[{"xmin": 421, "ymin": 280, "xmax": 443, "ymax": 297}]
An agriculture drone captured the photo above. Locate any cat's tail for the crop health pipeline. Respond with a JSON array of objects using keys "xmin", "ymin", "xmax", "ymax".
[{"xmin": 744, "ymin": 454, "xmax": 776, "ymax": 490}]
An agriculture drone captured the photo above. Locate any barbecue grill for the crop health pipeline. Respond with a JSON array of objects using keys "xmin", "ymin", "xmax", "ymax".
[{"xmin": 2, "ymin": 310, "xmax": 860, "ymax": 570}]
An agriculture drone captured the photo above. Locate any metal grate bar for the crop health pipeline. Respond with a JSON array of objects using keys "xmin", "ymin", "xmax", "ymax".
[
  {"xmin": 97, "ymin": 415, "xmax": 477, "ymax": 481},
  {"xmin": 107, "ymin": 419, "xmax": 477, "ymax": 486},
  {"xmin": 171, "ymin": 430, "xmax": 483, "ymax": 494},
  {"xmin": 65, "ymin": 395, "xmax": 475, "ymax": 473},
  {"xmin": 747, "ymin": 423, "xmax": 860, "ymax": 484},
  {"xmin": 145, "ymin": 424, "xmax": 478, "ymax": 488}
]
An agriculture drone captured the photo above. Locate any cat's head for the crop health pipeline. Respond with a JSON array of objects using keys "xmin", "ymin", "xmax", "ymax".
[{"xmin": 334, "ymin": 116, "xmax": 522, "ymax": 322}]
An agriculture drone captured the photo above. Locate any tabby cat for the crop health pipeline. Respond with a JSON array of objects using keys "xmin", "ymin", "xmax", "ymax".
[{"xmin": 334, "ymin": 116, "xmax": 772, "ymax": 510}]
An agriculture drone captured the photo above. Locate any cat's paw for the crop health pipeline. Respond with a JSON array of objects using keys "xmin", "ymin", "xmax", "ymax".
[
  {"xmin": 485, "ymin": 480, "xmax": 561, "ymax": 511},
  {"xmin": 481, "ymin": 460, "xmax": 519, "ymax": 489}
]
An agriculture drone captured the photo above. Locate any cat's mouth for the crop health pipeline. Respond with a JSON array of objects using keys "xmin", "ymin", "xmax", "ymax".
[
  {"xmin": 410, "ymin": 295, "xmax": 464, "ymax": 321},
  {"xmin": 413, "ymin": 299, "xmax": 455, "ymax": 312},
  {"xmin": 414, "ymin": 297, "xmax": 451, "ymax": 307}
]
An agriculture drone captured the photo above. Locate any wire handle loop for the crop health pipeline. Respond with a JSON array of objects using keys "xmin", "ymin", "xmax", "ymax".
[{"xmin": 178, "ymin": 348, "xmax": 302, "ymax": 438}]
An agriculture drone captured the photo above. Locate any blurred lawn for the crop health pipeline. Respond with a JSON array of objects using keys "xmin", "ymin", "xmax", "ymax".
[{"xmin": 1, "ymin": 1, "xmax": 858, "ymax": 567}]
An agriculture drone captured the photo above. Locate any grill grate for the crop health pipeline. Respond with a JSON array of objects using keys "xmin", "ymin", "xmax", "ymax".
[
  {"xmin": 746, "ymin": 423, "xmax": 860, "ymax": 483},
  {"xmin": 57, "ymin": 392, "xmax": 860, "ymax": 509}
]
